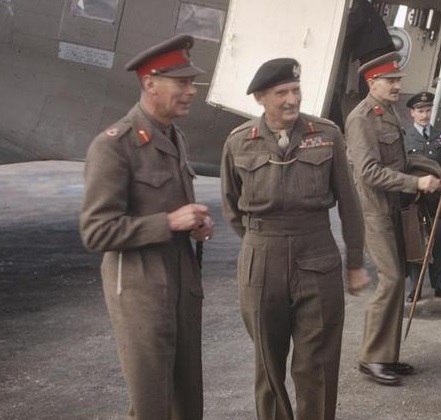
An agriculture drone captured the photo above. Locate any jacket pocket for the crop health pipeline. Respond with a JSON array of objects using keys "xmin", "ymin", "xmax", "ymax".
[
  {"xmin": 294, "ymin": 147, "xmax": 333, "ymax": 198},
  {"xmin": 233, "ymin": 152, "xmax": 272, "ymax": 204},
  {"xmin": 135, "ymin": 170, "xmax": 173, "ymax": 188},
  {"xmin": 378, "ymin": 130, "xmax": 403, "ymax": 166}
]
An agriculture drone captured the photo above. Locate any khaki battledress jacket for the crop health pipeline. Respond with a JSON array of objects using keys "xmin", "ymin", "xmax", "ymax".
[
  {"xmin": 222, "ymin": 113, "xmax": 364, "ymax": 267},
  {"xmin": 345, "ymin": 94, "xmax": 419, "ymax": 363},
  {"xmin": 221, "ymin": 113, "xmax": 364, "ymax": 420},
  {"xmin": 80, "ymin": 103, "xmax": 203, "ymax": 420}
]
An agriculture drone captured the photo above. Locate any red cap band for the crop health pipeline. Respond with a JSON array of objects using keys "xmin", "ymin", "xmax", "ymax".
[
  {"xmin": 136, "ymin": 49, "xmax": 190, "ymax": 78},
  {"xmin": 363, "ymin": 60, "xmax": 400, "ymax": 81}
]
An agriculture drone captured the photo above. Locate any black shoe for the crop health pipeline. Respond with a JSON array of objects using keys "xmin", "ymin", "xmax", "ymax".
[
  {"xmin": 384, "ymin": 362, "xmax": 414, "ymax": 375},
  {"xmin": 406, "ymin": 290, "xmax": 421, "ymax": 303},
  {"xmin": 435, "ymin": 290, "xmax": 441, "ymax": 298},
  {"xmin": 359, "ymin": 362, "xmax": 401, "ymax": 386}
]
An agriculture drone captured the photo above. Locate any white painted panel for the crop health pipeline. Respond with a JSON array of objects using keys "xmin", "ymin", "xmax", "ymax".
[{"xmin": 207, "ymin": 0, "xmax": 348, "ymax": 118}]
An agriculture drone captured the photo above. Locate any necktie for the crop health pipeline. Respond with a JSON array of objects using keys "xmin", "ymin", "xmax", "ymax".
[
  {"xmin": 423, "ymin": 127, "xmax": 429, "ymax": 140},
  {"xmin": 278, "ymin": 129, "xmax": 290, "ymax": 151}
]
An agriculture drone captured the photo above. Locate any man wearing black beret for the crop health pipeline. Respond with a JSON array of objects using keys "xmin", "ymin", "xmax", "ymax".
[
  {"xmin": 80, "ymin": 34, "xmax": 213, "ymax": 420},
  {"xmin": 404, "ymin": 91, "xmax": 441, "ymax": 302},
  {"xmin": 221, "ymin": 58, "xmax": 370, "ymax": 420}
]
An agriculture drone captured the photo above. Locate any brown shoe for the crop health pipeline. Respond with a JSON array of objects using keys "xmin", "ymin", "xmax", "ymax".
[{"xmin": 359, "ymin": 362, "xmax": 401, "ymax": 386}]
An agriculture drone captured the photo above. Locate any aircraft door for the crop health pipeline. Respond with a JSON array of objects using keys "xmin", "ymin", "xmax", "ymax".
[{"xmin": 207, "ymin": 0, "xmax": 349, "ymax": 118}]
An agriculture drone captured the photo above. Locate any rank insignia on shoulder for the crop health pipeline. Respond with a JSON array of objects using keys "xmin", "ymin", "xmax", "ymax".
[
  {"xmin": 299, "ymin": 136, "xmax": 334, "ymax": 149},
  {"xmin": 137, "ymin": 130, "xmax": 151, "ymax": 146},
  {"xmin": 373, "ymin": 105, "xmax": 383, "ymax": 115},
  {"xmin": 106, "ymin": 128, "xmax": 119, "ymax": 137}
]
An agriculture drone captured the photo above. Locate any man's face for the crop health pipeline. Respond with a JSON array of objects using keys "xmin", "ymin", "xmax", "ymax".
[
  {"xmin": 146, "ymin": 76, "xmax": 197, "ymax": 124},
  {"xmin": 410, "ymin": 105, "xmax": 432, "ymax": 127},
  {"xmin": 369, "ymin": 77, "xmax": 402, "ymax": 104},
  {"xmin": 254, "ymin": 81, "xmax": 301, "ymax": 129}
]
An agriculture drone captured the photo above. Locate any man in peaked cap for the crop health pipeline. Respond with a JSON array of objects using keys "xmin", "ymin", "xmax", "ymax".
[
  {"xmin": 221, "ymin": 57, "xmax": 370, "ymax": 420},
  {"xmin": 404, "ymin": 91, "xmax": 441, "ymax": 303},
  {"xmin": 345, "ymin": 53, "xmax": 441, "ymax": 386},
  {"xmin": 80, "ymin": 34, "xmax": 213, "ymax": 420}
]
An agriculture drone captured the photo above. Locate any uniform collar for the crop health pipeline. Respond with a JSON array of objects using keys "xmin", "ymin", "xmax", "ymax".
[
  {"xmin": 414, "ymin": 123, "xmax": 430, "ymax": 137},
  {"xmin": 129, "ymin": 103, "xmax": 179, "ymax": 158}
]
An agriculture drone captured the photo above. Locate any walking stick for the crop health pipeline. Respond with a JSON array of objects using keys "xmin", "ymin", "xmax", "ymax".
[
  {"xmin": 196, "ymin": 240, "xmax": 203, "ymax": 270},
  {"xmin": 404, "ymin": 194, "xmax": 441, "ymax": 340}
]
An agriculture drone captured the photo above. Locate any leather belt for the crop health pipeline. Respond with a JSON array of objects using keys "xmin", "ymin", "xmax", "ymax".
[{"xmin": 241, "ymin": 211, "xmax": 330, "ymax": 235}]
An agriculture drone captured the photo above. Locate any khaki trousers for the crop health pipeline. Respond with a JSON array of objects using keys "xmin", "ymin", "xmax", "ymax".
[
  {"xmin": 102, "ymin": 238, "xmax": 203, "ymax": 420},
  {"xmin": 238, "ymin": 225, "xmax": 344, "ymax": 420},
  {"xmin": 361, "ymin": 213, "xmax": 405, "ymax": 363}
]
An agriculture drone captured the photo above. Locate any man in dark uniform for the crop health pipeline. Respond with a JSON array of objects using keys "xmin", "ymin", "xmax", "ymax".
[
  {"xmin": 404, "ymin": 91, "xmax": 441, "ymax": 302},
  {"xmin": 221, "ymin": 58, "xmax": 370, "ymax": 420},
  {"xmin": 80, "ymin": 35, "xmax": 214, "ymax": 420},
  {"xmin": 345, "ymin": 53, "xmax": 441, "ymax": 387}
]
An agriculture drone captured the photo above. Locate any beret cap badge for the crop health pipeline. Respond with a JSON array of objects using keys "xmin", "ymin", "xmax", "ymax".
[{"xmin": 292, "ymin": 64, "xmax": 301, "ymax": 79}]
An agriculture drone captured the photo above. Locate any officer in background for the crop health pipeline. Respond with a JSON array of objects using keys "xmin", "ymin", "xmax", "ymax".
[
  {"xmin": 404, "ymin": 91, "xmax": 441, "ymax": 302},
  {"xmin": 80, "ymin": 35, "xmax": 213, "ymax": 420},
  {"xmin": 345, "ymin": 53, "xmax": 441, "ymax": 387},
  {"xmin": 221, "ymin": 58, "xmax": 370, "ymax": 420}
]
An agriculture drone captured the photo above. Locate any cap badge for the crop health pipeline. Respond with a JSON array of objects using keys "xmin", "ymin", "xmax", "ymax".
[
  {"xmin": 293, "ymin": 64, "xmax": 301, "ymax": 79},
  {"xmin": 393, "ymin": 61, "xmax": 398, "ymax": 69},
  {"xmin": 422, "ymin": 93, "xmax": 428, "ymax": 101}
]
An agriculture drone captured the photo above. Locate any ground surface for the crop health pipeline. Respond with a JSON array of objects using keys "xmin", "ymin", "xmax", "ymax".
[{"xmin": 1, "ymin": 161, "xmax": 440, "ymax": 420}]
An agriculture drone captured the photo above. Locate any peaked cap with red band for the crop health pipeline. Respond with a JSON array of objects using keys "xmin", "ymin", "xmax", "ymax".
[
  {"xmin": 359, "ymin": 51, "xmax": 406, "ymax": 81},
  {"xmin": 125, "ymin": 34, "xmax": 205, "ymax": 78}
]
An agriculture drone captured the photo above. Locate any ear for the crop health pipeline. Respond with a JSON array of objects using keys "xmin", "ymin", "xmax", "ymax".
[
  {"xmin": 254, "ymin": 92, "xmax": 263, "ymax": 105},
  {"xmin": 141, "ymin": 75, "xmax": 157, "ymax": 94}
]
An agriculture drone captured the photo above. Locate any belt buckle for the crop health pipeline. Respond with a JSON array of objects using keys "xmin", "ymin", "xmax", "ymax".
[{"xmin": 250, "ymin": 218, "xmax": 262, "ymax": 231}]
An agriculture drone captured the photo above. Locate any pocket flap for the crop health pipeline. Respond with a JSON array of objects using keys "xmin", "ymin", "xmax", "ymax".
[
  {"xmin": 297, "ymin": 148, "xmax": 333, "ymax": 165},
  {"xmin": 234, "ymin": 153, "xmax": 270, "ymax": 172},
  {"xmin": 297, "ymin": 254, "xmax": 341, "ymax": 273},
  {"xmin": 135, "ymin": 171, "xmax": 172, "ymax": 188},
  {"xmin": 379, "ymin": 132, "xmax": 399, "ymax": 145}
]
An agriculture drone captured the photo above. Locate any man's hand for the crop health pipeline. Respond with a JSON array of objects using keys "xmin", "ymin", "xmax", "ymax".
[
  {"xmin": 346, "ymin": 268, "xmax": 370, "ymax": 296},
  {"xmin": 417, "ymin": 175, "xmax": 440, "ymax": 194},
  {"xmin": 190, "ymin": 216, "xmax": 214, "ymax": 242},
  {"xmin": 167, "ymin": 204, "xmax": 210, "ymax": 232}
]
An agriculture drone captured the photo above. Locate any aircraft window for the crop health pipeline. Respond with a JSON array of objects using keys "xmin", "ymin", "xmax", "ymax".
[
  {"xmin": 394, "ymin": 5, "xmax": 408, "ymax": 28},
  {"xmin": 176, "ymin": 3, "xmax": 225, "ymax": 42},
  {"xmin": 70, "ymin": 0, "xmax": 119, "ymax": 23}
]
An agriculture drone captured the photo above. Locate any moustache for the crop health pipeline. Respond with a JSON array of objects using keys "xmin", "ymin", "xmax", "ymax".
[{"xmin": 282, "ymin": 105, "xmax": 298, "ymax": 110}]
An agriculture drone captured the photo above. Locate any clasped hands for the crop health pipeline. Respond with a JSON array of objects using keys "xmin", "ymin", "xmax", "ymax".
[{"xmin": 167, "ymin": 203, "xmax": 214, "ymax": 241}]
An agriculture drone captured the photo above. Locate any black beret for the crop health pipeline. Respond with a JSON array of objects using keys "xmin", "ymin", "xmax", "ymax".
[
  {"xmin": 358, "ymin": 51, "xmax": 406, "ymax": 80},
  {"xmin": 246, "ymin": 58, "xmax": 301, "ymax": 95},
  {"xmin": 406, "ymin": 91, "xmax": 434, "ymax": 108},
  {"xmin": 125, "ymin": 34, "xmax": 205, "ymax": 78}
]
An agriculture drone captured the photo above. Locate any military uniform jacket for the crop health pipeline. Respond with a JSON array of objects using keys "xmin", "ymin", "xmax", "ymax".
[
  {"xmin": 80, "ymin": 102, "xmax": 201, "ymax": 294},
  {"xmin": 405, "ymin": 124, "xmax": 441, "ymax": 166},
  {"xmin": 345, "ymin": 94, "xmax": 421, "ymax": 217},
  {"xmin": 221, "ymin": 112, "xmax": 364, "ymax": 269}
]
